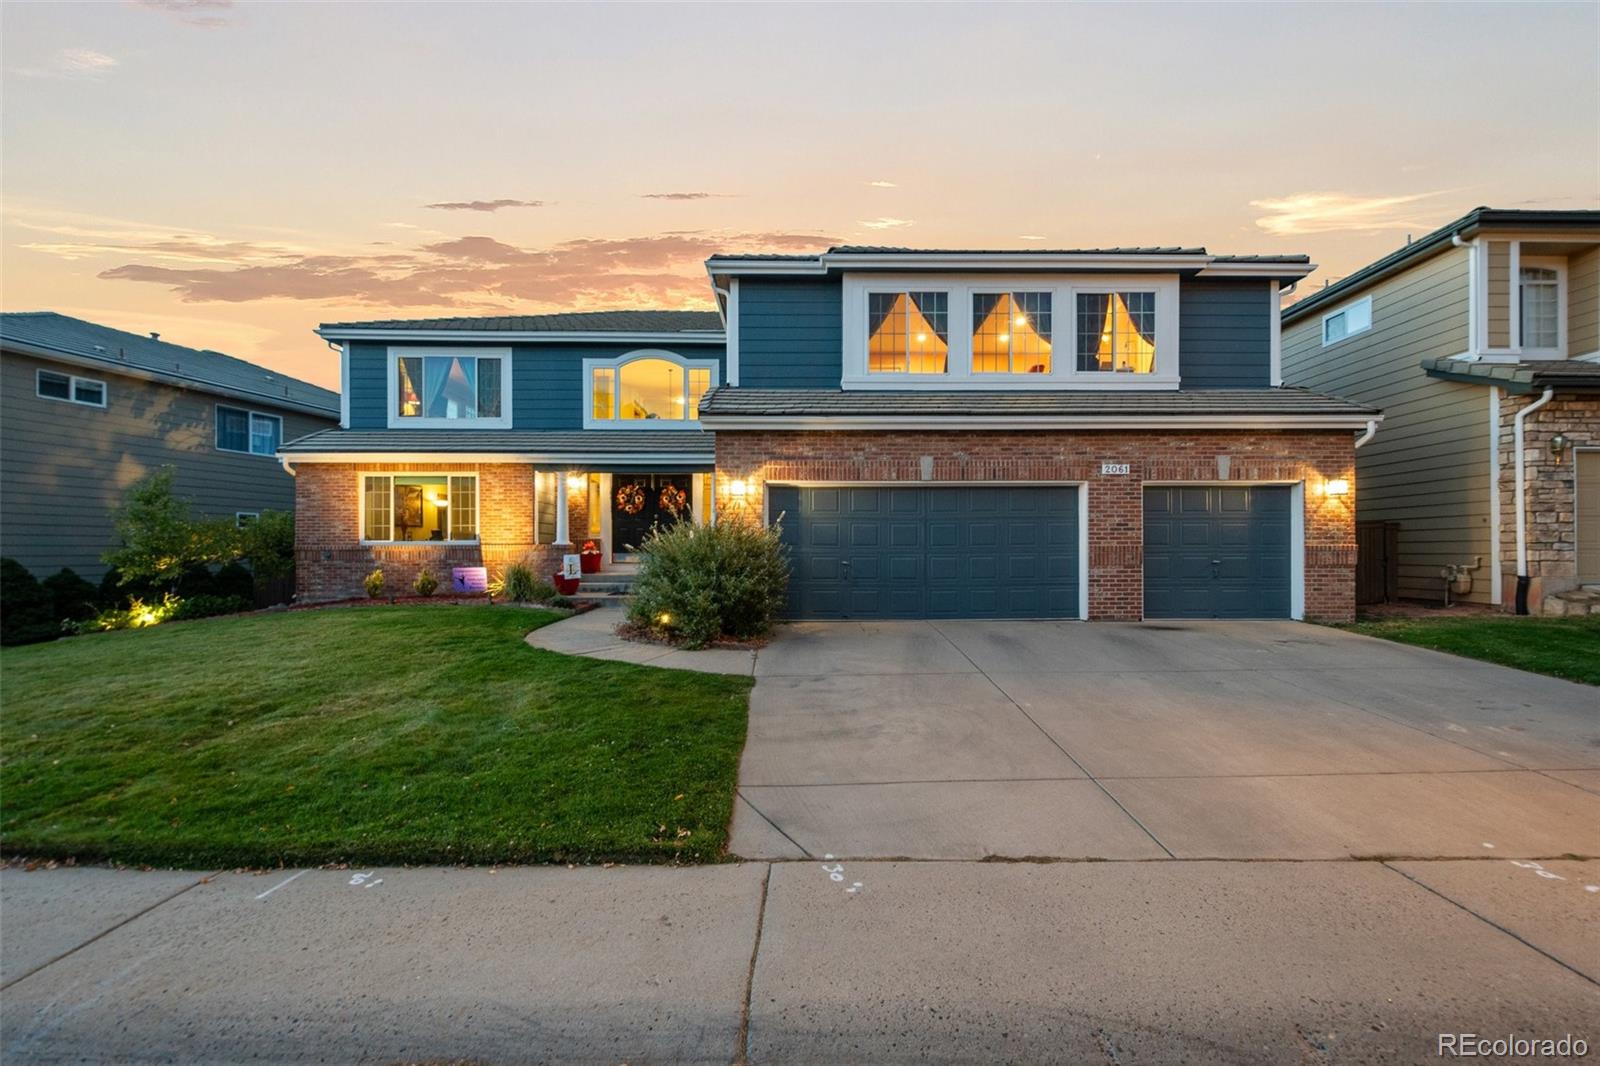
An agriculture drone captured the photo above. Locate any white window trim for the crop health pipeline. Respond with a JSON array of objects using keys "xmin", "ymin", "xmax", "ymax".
[
  {"xmin": 840, "ymin": 273, "xmax": 1181, "ymax": 390},
  {"xmin": 1517, "ymin": 255, "xmax": 1568, "ymax": 358},
  {"xmin": 1320, "ymin": 295, "xmax": 1373, "ymax": 347},
  {"xmin": 386, "ymin": 346, "xmax": 513, "ymax": 430},
  {"xmin": 357, "ymin": 471, "xmax": 481, "ymax": 546},
  {"xmin": 215, "ymin": 403, "xmax": 284, "ymax": 457},
  {"xmin": 582, "ymin": 348, "xmax": 721, "ymax": 430},
  {"xmin": 36, "ymin": 368, "xmax": 107, "ymax": 408}
]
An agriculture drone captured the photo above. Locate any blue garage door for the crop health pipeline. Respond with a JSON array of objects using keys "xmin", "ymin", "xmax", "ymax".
[
  {"xmin": 1143, "ymin": 486, "xmax": 1292, "ymax": 619},
  {"xmin": 770, "ymin": 485, "xmax": 1080, "ymax": 620}
]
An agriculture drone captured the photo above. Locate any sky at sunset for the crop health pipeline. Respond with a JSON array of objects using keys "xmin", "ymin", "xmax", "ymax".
[{"xmin": 3, "ymin": 0, "xmax": 1596, "ymax": 390}]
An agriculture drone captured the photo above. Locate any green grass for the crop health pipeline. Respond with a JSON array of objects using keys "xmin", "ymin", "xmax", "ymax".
[
  {"xmin": 1343, "ymin": 614, "xmax": 1600, "ymax": 685},
  {"xmin": 1, "ymin": 606, "xmax": 752, "ymax": 868}
]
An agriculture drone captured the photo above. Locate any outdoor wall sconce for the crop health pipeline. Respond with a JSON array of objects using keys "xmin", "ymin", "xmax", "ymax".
[
  {"xmin": 728, "ymin": 478, "xmax": 749, "ymax": 497},
  {"xmin": 566, "ymin": 474, "xmax": 586, "ymax": 491},
  {"xmin": 1324, "ymin": 478, "xmax": 1350, "ymax": 497},
  {"xmin": 1549, "ymin": 433, "xmax": 1569, "ymax": 459}
]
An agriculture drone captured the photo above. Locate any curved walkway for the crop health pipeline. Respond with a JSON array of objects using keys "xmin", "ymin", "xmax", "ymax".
[{"xmin": 524, "ymin": 606, "xmax": 756, "ymax": 676}]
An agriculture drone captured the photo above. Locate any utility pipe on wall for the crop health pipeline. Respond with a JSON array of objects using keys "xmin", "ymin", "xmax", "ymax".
[{"xmin": 1513, "ymin": 386, "xmax": 1555, "ymax": 614}]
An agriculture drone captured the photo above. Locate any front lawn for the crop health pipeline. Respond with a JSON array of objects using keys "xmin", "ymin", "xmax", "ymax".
[
  {"xmin": 1343, "ymin": 614, "xmax": 1600, "ymax": 685},
  {"xmin": 0, "ymin": 606, "xmax": 752, "ymax": 867}
]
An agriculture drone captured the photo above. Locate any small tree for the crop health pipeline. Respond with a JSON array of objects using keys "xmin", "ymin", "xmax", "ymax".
[
  {"xmin": 103, "ymin": 469, "xmax": 236, "ymax": 590},
  {"xmin": 237, "ymin": 510, "xmax": 295, "ymax": 581}
]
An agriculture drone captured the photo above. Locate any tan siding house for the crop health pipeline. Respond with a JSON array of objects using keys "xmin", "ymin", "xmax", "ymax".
[
  {"xmin": 1, "ymin": 313, "xmax": 338, "ymax": 581},
  {"xmin": 1282, "ymin": 207, "xmax": 1600, "ymax": 615}
]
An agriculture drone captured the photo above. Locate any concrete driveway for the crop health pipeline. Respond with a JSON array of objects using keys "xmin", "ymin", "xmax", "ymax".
[{"xmin": 730, "ymin": 620, "xmax": 1600, "ymax": 861}]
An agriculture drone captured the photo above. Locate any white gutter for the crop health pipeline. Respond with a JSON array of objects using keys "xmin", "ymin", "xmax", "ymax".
[
  {"xmin": 279, "ymin": 455, "xmax": 296, "ymax": 476},
  {"xmin": 1512, "ymin": 386, "xmax": 1555, "ymax": 613},
  {"xmin": 276, "ymin": 450, "xmax": 715, "ymax": 465},
  {"xmin": 1353, "ymin": 419, "xmax": 1379, "ymax": 449},
  {"xmin": 314, "ymin": 328, "xmax": 725, "ymax": 345},
  {"xmin": 698, "ymin": 413, "xmax": 1381, "ymax": 432}
]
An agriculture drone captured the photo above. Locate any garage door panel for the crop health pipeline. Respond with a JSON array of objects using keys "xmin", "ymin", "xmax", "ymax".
[
  {"xmin": 1144, "ymin": 486, "xmax": 1292, "ymax": 620},
  {"xmin": 781, "ymin": 485, "xmax": 1079, "ymax": 620}
]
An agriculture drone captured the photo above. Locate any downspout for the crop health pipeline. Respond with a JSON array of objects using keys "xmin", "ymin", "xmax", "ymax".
[
  {"xmin": 1353, "ymin": 419, "xmax": 1378, "ymax": 450},
  {"xmin": 278, "ymin": 455, "xmax": 296, "ymax": 476},
  {"xmin": 1513, "ymin": 386, "xmax": 1555, "ymax": 614}
]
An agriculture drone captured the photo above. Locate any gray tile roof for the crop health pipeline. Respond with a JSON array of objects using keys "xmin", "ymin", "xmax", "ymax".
[
  {"xmin": 698, "ymin": 387, "xmax": 1378, "ymax": 420},
  {"xmin": 1421, "ymin": 357, "xmax": 1600, "ymax": 393},
  {"xmin": 319, "ymin": 310, "xmax": 724, "ymax": 333},
  {"xmin": 708, "ymin": 247, "xmax": 1312, "ymax": 263},
  {"xmin": 280, "ymin": 428, "xmax": 714, "ymax": 459},
  {"xmin": 0, "ymin": 311, "xmax": 338, "ymax": 415}
]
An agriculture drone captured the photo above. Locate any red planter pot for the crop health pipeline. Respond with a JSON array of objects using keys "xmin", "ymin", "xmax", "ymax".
[
  {"xmin": 552, "ymin": 573, "xmax": 581, "ymax": 596},
  {"xmin": 579, "ymin": 552, "xmax": 601, "ymax": 574}
]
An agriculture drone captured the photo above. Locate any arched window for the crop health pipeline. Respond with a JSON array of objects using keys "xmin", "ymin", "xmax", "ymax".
[{"xmin": 586, "ymin": 351, "xmax": 718, "ymax": 427}]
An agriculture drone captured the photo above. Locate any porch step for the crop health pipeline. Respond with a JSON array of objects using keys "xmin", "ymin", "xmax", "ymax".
[{"xmin": 1542, "ymin": 587, "xmax": 1600, "ymax": 616}]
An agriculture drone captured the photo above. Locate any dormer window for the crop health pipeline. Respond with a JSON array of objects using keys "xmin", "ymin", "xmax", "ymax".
[
  {"xmin": 843, "ymin": 274, "xmax": 1178, "ymax": 389},
  {"xmin": 387, "ymin": 347, "xmax": 512, "ymax": 429},
  {"xmin": 585, "ymin": 350, "xmax": 719, "ymax": 429},
  {"xmin": 1519, "ymin": 259, "xmax": 1566, "ymax": 356},
  {"xmin": 868, "ymin": 292, "xmax": 948, "ymax": 374}
]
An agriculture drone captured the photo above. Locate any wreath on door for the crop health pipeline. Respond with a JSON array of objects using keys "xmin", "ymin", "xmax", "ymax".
[
  {"xmin": 615, "ymin": 482, "xmax": 646, "ymax": 515},
  {"xmin": 659, "ymin": 484, "xmax": 688, "ymax": 518}
]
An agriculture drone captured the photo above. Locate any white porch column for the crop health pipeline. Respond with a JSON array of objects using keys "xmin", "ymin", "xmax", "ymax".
[{"xmin": 554, "ymin": 469, "xmax": 572, "ymax": 546}]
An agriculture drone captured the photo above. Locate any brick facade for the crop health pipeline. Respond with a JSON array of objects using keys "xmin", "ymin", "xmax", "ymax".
[
  {"xmin": 1496, "ymin": 392, "xmax": 1600, "ymax": 611},
  {"xmin": 294, "ymin": 462, "xmax": 584, "ymax": 601},
  {"xmin": 712, "ymin": 429, "xmax": 1359, "ymax": 622}
]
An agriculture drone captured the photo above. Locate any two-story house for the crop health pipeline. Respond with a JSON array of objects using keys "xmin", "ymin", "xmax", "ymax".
[
  {"xmin": 1282, "ymin": 208, "xmax": 1600, "ymax": 615},
  {"xmin": 283, "ymin": 247, "xmax": 1379, "ymax": 620},
  {"xmin": 0, "ymin": 312, "xmax": 339, "ymax": 582}
]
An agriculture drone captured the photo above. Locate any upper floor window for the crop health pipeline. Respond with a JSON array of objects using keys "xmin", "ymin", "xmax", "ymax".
[
  {"xmin": 216, "ymin": 405, "xmax": 282, "ymax": 456},
  {"xmin": 1519, "ymin": 260, "xmax": 1565, "ymax": 355},
  {"xmin": 868, "ymin": 292, "xmax": 948, "ymax": 374},
  {"xmin": 1076, "ymin": 291, "xmax": 1156, "ymax": 373},
  {"xmin": 844, "ymin": 274, "xmax": 1179, "ymax": 388},
  {"xmin": 1322, "ymin": 296, "xmax": 1372, "ymax": 346},
  {"xmin": 387, "ymin": 347, "xmax": 512, "ymax": 429},
  {"xmin": 584, "ymin": 350, "xmax": 718, "ymax": 428},
  {"xmin": 36, "ymin": 368, "xmax": 106, "ymax": 408},
  {"xmin": 973, "ymin": 292, "xmax": 1051, "ymax": 374}
]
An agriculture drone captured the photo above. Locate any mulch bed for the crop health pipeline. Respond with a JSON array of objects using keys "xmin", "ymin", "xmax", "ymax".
[
  {"xmin": 613, "ymin": 620, "xmax": 768, "ymax": 651},
  {"xmin": 1356, "ymin": 599, "xmax": 1502, "ymax": 622}
]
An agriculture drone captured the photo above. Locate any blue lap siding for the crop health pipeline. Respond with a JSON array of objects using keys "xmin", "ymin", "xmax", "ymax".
[
  {"xmin": 1177, "ymin": 280, "xmax": 1273, "ymax": 388},
  {"xmin": 737, "ymin": 277, "xmax": 843, "ymax": 387}
]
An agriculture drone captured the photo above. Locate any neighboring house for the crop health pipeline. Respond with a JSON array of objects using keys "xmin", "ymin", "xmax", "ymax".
[
  {"xmin": 1281, "ymin": 208, "xmax": 1600, "ymax": 615},
  {"xmin": 0, "ymin": 312, "xmax": 340, "ymax": 581},
  {"xmin": 285, "ymin": 249, "xmax": 1378, "ymax": 622}
]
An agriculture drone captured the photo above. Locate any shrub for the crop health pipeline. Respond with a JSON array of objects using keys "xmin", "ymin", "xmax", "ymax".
[
  {"xmin": 492, "ymin": 561, "xmax": 550, "ymax": 603},
  {"xmin": 41, "ymin": 567, "xmax": 101, "ymax": 624},
  {"xmin": 212, "ymin": 561, "xmax": 255, "ymax": 601},
  {"xmin": 236, "ymin": 510, "xmax": 295, "ymax": 581},
  {"xmin": 1, "ymin": 559, "xmax": 58, "ymax": 646},
  {"xmin": 413, "ymin": 568, "xmax": 439, "ymax": 597},
  {"xmin": 76, "ymin": 593, "xmax": 183, "ymax": 633},
  {"xmin": 170, "ymin": 594, "xmax": 250, "ymax": 621},
  {"xmin": 364, "ymin": 569, "xmax": 385, "ymax": 599},
  {"xmin": 628, "ymin": 520, "xmax": 789, "ymax": 648},
  {"xmin": 103, "ymin": 469, "xmax": 235, "ymax": 589}
]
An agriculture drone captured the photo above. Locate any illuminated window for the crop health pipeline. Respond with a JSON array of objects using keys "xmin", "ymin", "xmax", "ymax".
[
  {"xmin": 972, "ymin": 292, "xmax": 1052, "ymax": 373},
  {"xmin": 395, "ymin": 354, "xmax": 503, "ymax": 421},
  {"xmin": 587, "ymin": 352, "xmax": 718, "ymax": 425},
  {"xmin": 361, "ymin": 473, "xmax": 478, "ymax": 543},
  {"xmin": 868, "ymin": 292, "xmax": 948, "ymax": 374},
  {"xmin": 1076, "ymin": 292, "xmax": 1157, "ymax": 373}
]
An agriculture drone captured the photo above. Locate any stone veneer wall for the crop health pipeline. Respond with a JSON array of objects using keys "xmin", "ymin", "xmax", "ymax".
[
  {"xmin": 293, "ymin": 463, "xmax": 586, "ymax": 601},
  {"xmin": 711, "ymin": 429, "xmax": 1359, "ymax": 622},
  {"xmin": 1496, "ymin": 392, "xmax": 1600, "ymax": 610}
]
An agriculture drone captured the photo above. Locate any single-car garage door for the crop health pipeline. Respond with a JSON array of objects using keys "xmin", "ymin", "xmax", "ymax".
[
  {"xmin": 770, "ymin": 485, "xmax": 1079, "ymax": 619},
  {"xmin": 1143, "ymin": 485, "xmax": 1292, "ymax": 619}
]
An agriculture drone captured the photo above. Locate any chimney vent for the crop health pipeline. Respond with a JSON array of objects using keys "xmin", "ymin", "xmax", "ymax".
[{"xmin": 149, "ymin": 332, "xmax": 160, "ymax": 340}]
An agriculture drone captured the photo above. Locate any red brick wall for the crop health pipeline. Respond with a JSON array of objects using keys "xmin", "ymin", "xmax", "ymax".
[
  {"xmin": 713, "ymin": 429, "xmax": 1358, "ymax": 622},
  {"xmin": 294, "ymin": 463, "xmax": 581, "ymax": 601}
]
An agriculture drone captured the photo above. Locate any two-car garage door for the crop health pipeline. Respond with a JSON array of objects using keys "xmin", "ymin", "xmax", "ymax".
[
  {"xmin": 770, "ymin": 485, "xmax": 1079, "ymax": 619},
  {"xmin": 772, "ymin": 483, "xmax": 1292, "ymax": 620}
]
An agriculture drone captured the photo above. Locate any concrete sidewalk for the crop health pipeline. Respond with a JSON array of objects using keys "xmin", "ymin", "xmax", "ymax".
[{"xmin": 3, "ymin": 858, "xmax": 1596, "ymax": 1064}]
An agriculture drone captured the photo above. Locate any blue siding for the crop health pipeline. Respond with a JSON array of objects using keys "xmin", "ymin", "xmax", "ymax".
[
  {"xmin": 1178, "ymin": 280, "xmax": 1273, "ymax": 388},
  {"xmin": 738, "ymin": 277, "xmax": 843, "ymax": 387},
  {"xmin": 345, "ymin": 341, "xmax": 725, "ymax": 431},
  {"xmin": 346, "ymin": 342, "xmax": 388, "ymax": 428}
]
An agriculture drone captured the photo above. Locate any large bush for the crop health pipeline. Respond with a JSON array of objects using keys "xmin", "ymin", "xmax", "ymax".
[
  {"xmin": 103, "ymin": 469, "xmax": 236, "ymax": 589},
  {"xmin": 237, "ymin": 510, "xmax": 295, "ymax": 581},
  {"xmin": 628, "ymin": 520, "xmax": 789, "ymax": 648},
  {"xmin": 1, "ymin": 559, "xmax": 58, "ymax": 646}
]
